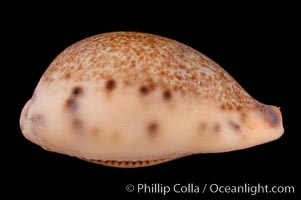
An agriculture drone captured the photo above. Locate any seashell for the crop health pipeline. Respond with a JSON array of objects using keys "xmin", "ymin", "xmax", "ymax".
[{"xmin": 20, "ymin": 32, "xmax": 284, "ymax": 168}]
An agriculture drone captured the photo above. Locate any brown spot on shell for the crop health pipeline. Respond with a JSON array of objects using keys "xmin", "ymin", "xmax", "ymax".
[
  {"xmin": 262, "ymin": 106, "xmax": 281, "ymax": 127},
  {"xmin": 213, "ymin": 123, "xmax": 221, "ymax": 133},
  {"xmin": 73, "ymin": 118, "xmax": 83, "ymax": 132},
  {"xmin": 198, "ymin": 122, "xmax": 207, "ymax": 132},
  {"xmin": 163, "ymin": 90, "xmax": 172, "ymax": 101},
  {"xmin": 228, "ymin": 120, "xmax": 241, "ymax": 132},
  {"xmin": 65, "ymin": 86, "xmax": 84, "ymax": 112},
  {"xmin": 147, "ymin": 122, "xmax": 159, "ymax": 136},
  {"xmin": 105, "ymin": 79, "xmax": 116, "ymax": 91},
  {"xmin": 111, "ymin": 131, "xmax": 120, "ymax": 141},
  {"xmin": 65, "ymin": 98, "xmax": 78, "ymax": 112},
  {"xmin": 72, "ymin": 86, "xmax": 83, "ymax": 96},
  {"xmin": 91, "ymin": 127, "xmax": 100, "ymax": 135},
  {"xmin": 139, "ymin": 86, "xmax": 150, "ymax": 95}
]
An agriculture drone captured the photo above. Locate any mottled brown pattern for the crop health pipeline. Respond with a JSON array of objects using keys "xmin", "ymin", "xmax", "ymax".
[
  {"xmin": 64, "ymin": 72, "xmax": 71, "ymax": 79},
  {"xmin": 42, "ymin": 32, "xmax": 256, "ymax": 109}
]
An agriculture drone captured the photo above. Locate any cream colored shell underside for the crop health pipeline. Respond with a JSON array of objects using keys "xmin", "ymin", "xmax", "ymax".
[{"xmin": 23, "ymin": 81, "xmax": 281, "ymax": 162}]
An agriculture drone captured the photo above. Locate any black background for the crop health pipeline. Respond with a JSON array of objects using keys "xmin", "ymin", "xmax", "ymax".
[{"xmin": 4, "ymin": 3, "xmax": 298, "ymax": 199}]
